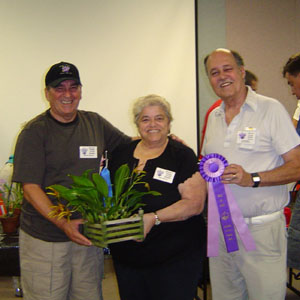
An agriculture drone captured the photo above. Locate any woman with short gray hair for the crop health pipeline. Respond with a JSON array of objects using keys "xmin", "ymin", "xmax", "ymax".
[{"xmin": 109, "ymin": 94, "xmax": 206, "ymax": 300}]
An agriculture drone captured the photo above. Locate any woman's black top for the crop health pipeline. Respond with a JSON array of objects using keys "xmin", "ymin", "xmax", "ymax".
[{"xmin": 109, "ymin": 138, "xmax": 206, "ymax": 267}]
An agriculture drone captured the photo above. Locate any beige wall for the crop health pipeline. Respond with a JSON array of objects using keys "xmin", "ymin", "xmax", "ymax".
[
  {"xmin": 226, "ymin": 0, "xmax": 300, "ymax": 115},
  {"xmin": 198, "ymin": 0, "xmax": 300, "ymax": 147}
]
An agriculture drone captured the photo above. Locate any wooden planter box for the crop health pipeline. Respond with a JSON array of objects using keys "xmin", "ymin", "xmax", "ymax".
[{"xmin": 83, "ymin": 210, "xmax": 144, "ymax": 248}]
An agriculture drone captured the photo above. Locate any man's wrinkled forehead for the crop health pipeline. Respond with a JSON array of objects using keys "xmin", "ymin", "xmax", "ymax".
[{"xmin": 207, "ymin": 50, "xmax": 237, "ymax": 71}]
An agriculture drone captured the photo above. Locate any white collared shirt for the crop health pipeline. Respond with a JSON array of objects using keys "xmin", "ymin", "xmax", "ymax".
[{"xmin": 202, "ymin": 87, "xmax": 300, "ymax": 217}]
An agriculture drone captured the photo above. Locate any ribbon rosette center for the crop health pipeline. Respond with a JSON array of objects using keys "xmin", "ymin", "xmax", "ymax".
[{"xmin": 209, "ymin": 162, "xmax": 219, "ymax": 173}]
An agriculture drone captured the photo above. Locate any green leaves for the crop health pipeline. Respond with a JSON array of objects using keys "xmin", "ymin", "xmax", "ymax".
[
  {"xmin": 0, "ymin": 182, "xmax": 23, "ymax": 217},
  {"xmin": 47, "ymin": 163, "xmax": 161, "ymax": 223},
  {"xmin": 92, "ymin": 173, "xmax": 109, "ymax": 198},
  {"xmin": 113, "ymin": 164, "xmax": 130, "ymax": 199}
]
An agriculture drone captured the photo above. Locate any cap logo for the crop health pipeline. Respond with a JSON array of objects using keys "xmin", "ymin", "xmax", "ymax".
[{"xmin": 61, "ymin": 65, "xmax": 71, "ymax": 74}]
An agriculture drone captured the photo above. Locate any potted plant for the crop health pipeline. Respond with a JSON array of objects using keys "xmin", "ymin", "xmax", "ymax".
[
  {"xmin": 47, "ymin": 164, "xmax": 160, "ymax": 247},
  {"xmin": 0, "ymin": 182, "xmax": 23, "ymax": 234}
]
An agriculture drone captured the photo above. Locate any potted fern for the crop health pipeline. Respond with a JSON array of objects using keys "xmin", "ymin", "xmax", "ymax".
[{"xmin": 47, "ymin": 164, "xmax": 160, "ymax": 247}]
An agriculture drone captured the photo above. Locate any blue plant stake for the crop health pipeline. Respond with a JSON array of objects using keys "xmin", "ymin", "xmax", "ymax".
[
  {"xmin": 100, "ymin": 151, "xmax": 113, "ymax": 207},
  {"xmin": 100, "ymin": 151, "xmax": 114, "ymax": 253}
]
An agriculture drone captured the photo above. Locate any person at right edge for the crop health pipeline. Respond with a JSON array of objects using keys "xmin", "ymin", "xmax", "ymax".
[
  {"xmin": 202, "ymin": 48, "xmax": 300, "ymax": 300},
  {"xmin": 283, "ymin": 53, "xmax": 300, "ymax": 273}
]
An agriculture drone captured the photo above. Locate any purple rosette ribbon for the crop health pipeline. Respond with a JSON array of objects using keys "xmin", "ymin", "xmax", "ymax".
[{"xmin": 199, "ymin": 153, "xmax": 256, "ymax": 257}]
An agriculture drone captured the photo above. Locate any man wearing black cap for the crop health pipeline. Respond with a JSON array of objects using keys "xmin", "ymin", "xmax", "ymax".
[{"xmin": 12, "ymin": 62, "xmax": 131, "ymax": 300}]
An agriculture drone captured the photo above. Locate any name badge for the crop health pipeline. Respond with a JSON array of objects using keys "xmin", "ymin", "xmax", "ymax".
[
  {"xmin": 153, "ymin": 167, "xmax": 175, "ymax": 184},
  {"xmin": 237, "ymin": 127, "xmax": 256, "ymax": 150},
  {"xmin": 79, "ymin": 146, "xmax": 98, "ymax": 158}
]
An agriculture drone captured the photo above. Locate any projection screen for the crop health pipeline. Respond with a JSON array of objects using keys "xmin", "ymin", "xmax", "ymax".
[{"xmin": 0, "ymin": 0, "xmax": 197, "ymax": 166}]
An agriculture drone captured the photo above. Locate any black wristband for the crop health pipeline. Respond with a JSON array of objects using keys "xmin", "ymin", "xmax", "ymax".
[{"xmin": 251, "ymin": 172, "xmax": 261, "ymax": 188}]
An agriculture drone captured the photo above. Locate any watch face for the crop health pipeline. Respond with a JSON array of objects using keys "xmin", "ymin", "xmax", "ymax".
[
  {"xmin": 253, "ymin": 176, "xmax": 260, "ymax": 182},
  {"xmin": 154, "ymin": 214, "xmax": 161, "ymax": 225}
]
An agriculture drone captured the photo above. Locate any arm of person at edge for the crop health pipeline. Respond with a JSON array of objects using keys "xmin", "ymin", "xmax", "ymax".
[
  {"xmin": 220, "ymin": 145, "xmax": 300, "ymax": 187},
  {"xmin": 142, "ymin": 172, "xmax": 206, "ymax": 238},
  {"xmin": 292, "ymin": 102, "xmax": 300, "ymax": 129},
  {"xmin": 292, "ymin": 118, "xmax": 298, "ymax": 129},
  {"xmin": 23, "ymin": 183, "xmax": 92, "ymax": 246}
]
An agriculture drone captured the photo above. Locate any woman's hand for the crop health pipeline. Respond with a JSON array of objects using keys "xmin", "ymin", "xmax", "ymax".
[{"xmin": 142, "ymin": 213, "xmax": 156, "ymax": 238}]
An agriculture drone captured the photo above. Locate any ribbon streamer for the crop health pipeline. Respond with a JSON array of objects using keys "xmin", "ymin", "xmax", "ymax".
[{"xmin": 199, "ymin": 153, "xmax": 256, "ymax": 257}]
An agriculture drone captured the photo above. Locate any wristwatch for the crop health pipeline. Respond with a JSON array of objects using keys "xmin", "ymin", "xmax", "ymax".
[
  {"xmin": 251, "ymin": 172, "xmax": 261, "ymax": 188},
  {"xmin": 154, "ymin": 212, "xmax": 161, "ymax": 225}
]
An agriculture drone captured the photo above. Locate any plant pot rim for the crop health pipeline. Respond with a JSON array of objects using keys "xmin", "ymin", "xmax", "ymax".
[{"xmin": 0, "ymin": 214, "xmax": 19, "ymax": 219}]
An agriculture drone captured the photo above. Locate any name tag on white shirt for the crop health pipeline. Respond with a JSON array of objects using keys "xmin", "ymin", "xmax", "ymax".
[
  {"xmin": 237, "ymin": 127, "xmax": 256, "ymax": 150},
  {"xmin": 153, "ymin": 167, "xmax": 175, "ymax": 184},
  {"xmin": 79, "ymin": 146, "xmax": 98, "ymax": 158}
]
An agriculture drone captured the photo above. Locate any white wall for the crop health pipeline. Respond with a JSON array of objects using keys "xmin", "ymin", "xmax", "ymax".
[{"xmin": 0, "ymin": 0, "xmax": 197, "ymax": 166}]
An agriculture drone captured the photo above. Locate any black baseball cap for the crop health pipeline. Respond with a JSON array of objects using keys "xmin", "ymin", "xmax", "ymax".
[{"xmin": 45, "ymin": 62, "xmax": 82, "ymax": 87}]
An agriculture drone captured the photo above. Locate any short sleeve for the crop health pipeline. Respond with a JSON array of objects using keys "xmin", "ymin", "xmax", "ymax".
[{"xmin": 13, "ymin": 126, "xmax": 46, "ymax": 185}]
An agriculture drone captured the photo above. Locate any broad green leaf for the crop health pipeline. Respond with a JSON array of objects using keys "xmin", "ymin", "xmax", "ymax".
[
  {"xmin": 114, "ymin": 164, "xmax": 130, "ymax": 198},
  {"xmin": 92, "ymin": 173, "xmax": 109, "ymax": 198},
  {"xmin": 68, "ymin": 174, "xmax": 95, "ymax": 187},
  {"xmin": 47, "ymin": 185, "xmax": 69, "ymax": 195}
]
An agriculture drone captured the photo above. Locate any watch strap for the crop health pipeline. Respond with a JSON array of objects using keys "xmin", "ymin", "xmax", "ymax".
[
  {"xmin": 154, "ymin": 212, "xmax": 161, "ymax": 225},
  {"xmin": 251, "ymin": 172, "xmax": 260, "ymax": 188}
]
